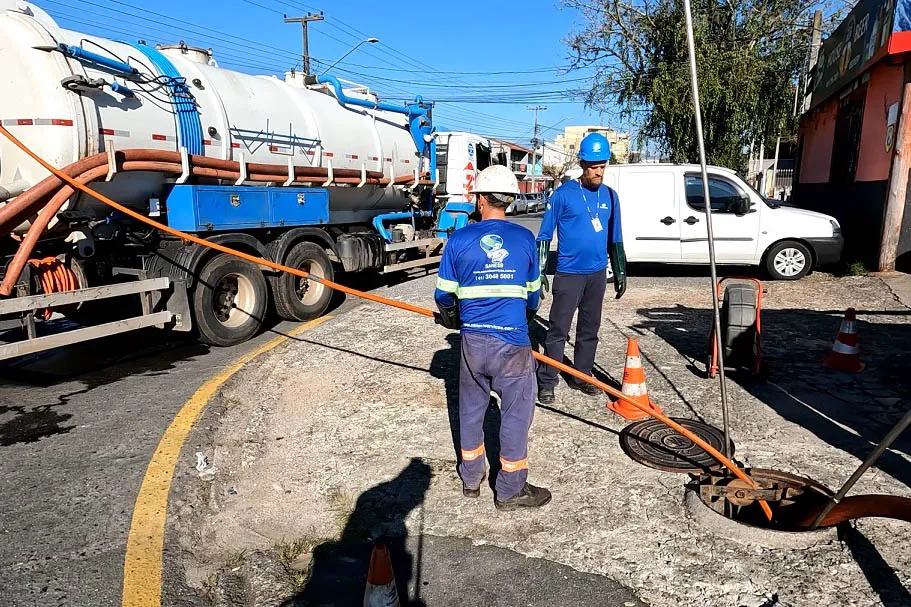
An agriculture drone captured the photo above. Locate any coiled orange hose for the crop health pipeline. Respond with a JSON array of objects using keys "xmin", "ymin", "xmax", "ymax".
[
  {"xmin": 0, "ymin": 125, "xmax": 773, "ymax": 519},
  {"xmin": 26, "ymin": 257, "xmax": 78, "ymax": 319}
]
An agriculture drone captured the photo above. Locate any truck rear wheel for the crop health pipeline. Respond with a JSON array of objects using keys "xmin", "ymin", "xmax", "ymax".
[
  {"xmin": 270, "ymin": 242, "xmax": 334, "ymax": 321},
  {"xmin": 193, "ymin": 254, "xmax": 268, "ymax": 346}
]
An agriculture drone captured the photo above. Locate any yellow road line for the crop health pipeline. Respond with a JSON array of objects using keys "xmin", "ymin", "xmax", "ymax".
[{"xmin": 121, "ymin": 316, "xmax": 333, "ymax": 606}]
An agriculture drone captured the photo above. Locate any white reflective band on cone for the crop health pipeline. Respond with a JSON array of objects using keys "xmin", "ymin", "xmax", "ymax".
[
  {"xmin": 832, "ymin": 341, "xmax": 859, "ymax": 355},
  {"xmin": 622, "ymin": 382, "xmax": 648, "ymax": 396}
]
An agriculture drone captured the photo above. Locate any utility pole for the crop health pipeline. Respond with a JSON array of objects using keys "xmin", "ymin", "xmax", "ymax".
[
  {"xmin": 527, "ymin": 105, "xmax": 547, "ymax": 193},
  {"xmin": 284, "ymin": 12, "xmax": 323, "ymax": 75},
  {"xmin": 803, "ymin": 10, "xmax": 824, "ymax": 113}
]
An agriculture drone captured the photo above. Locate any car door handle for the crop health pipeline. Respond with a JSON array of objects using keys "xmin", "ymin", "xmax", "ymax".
[
  {"xmin": 660, "ymin": 216, "xmax": 676, "ymax": 225},
  {"xmin": 684, "ymin": 216, "xmax": 700, "ymax": 225}
]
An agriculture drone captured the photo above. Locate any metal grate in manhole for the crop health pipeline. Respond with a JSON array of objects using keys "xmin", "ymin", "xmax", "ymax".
[{"xmin": 619, "ymin": 417, "xmax": 735, "ymax": 473}]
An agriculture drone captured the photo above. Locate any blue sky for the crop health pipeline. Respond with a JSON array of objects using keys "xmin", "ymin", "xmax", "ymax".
[{"xmin": 40, "ymin": 0, "xmax": 620, "ymax": 147}]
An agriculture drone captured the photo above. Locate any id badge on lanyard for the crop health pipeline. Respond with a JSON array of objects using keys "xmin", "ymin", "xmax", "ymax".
[{"xmin": 579, "ymin": 181, "xmax": 604, "ymax": 233}]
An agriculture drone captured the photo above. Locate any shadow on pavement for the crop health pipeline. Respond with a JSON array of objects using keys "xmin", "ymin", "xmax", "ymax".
[
  {"xmin": 634, "ymin": 304, "xmax": 911, "ymax": 488},
  {"xmin": 841, "ymin": 524, "xmax": 911, "ymax": 607},
  {"xmin": 291, "ymin": 457, "xmax": 431, "ymax": 607},
  {"xmin": 0, "ymin": 328, "xmax": 210, "ymax": 446}
]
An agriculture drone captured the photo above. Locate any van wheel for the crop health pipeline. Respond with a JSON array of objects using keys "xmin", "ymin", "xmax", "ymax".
[
  {"xmin": 764, "ymin": 241, "xmax": 811, "ymax": 281},
  {"xmin": 193, "ymin": 254, "xmax": 268, "ymax": 346},
  {"xmin": 270, "ymin": 242, "xmax": 334, "ymax": 321}
]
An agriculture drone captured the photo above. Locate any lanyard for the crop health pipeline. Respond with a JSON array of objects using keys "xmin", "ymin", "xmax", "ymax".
[{"xmin": 577, "ymin": 180, "xmax": 601, "ymax": 220}]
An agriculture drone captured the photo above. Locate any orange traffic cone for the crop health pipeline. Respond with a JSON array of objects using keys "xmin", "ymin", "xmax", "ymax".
[
  {"xmin": 823, "ymin": 308, "xmax": 865, "ymax": 373},
  {"xmin": 364, "ymin": 542, "xmax": 400, "ymax": 607},
  {"xmin": 607, "ymin": 338, "xmax": 664, "ymax": 420}
]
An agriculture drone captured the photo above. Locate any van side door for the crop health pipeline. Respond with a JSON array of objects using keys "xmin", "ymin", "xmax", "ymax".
[{"xmin": 615, "ymin": 168, "xmax": 681, "ymax": 262}]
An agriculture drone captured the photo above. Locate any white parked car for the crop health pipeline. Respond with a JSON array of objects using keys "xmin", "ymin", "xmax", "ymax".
[{"xmin": 601, "ymin": 164, "xmax": 843, "ymax": 280}]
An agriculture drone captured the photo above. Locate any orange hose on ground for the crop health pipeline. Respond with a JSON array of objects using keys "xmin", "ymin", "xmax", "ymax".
[{"xmin": 0, "ymin": 126, "xmax": 772, "ymax": 519}]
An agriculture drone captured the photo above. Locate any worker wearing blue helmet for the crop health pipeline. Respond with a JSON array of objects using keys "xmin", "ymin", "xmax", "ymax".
[{"xmin": 536, "ymin": 132, "xmax": 627, "ymax": 404}]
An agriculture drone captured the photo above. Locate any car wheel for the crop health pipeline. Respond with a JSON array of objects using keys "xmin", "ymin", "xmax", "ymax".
[{"xmin": 764, "ymin": 241, "xmax": 812, "ymax": 280}]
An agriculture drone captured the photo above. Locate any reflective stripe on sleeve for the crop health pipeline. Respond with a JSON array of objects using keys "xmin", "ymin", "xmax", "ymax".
[
  {"xmin": 526, "ymin": 276, "xmax": 542, "ymax": 291},
  {"xmin": 436, "ymin": 277, "xmax": 459, "ymax": 293}
]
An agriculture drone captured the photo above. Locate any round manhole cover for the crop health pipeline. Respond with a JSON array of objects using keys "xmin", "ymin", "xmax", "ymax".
[{"xmin": 619, "ymin": 418, "xmax": 735, "ymax": 473}]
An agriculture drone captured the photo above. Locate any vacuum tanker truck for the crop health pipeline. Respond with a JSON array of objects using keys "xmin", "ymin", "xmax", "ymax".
[{"xmin": 0, "ymin": 1, "xmax": 496, "ymax": 357}]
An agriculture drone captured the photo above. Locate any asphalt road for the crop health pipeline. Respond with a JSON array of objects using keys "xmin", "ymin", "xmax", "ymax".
[{"xmin": 0, "ymin": 213, "xmax": 758, "ymax": 606}]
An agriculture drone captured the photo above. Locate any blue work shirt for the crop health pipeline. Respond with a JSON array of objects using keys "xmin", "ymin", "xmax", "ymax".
[
  {"xmin": 434, "ymin": 219, "xmax": 541, "ymax": 346},
  {"xmin": 537, "ymin": 180, "xmax": 623, "ymax": 274}
]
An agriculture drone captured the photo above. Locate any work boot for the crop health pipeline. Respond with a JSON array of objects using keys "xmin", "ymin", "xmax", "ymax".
[
  {"xmin": 537, "ymin": 387, "xmax": 555, "ymax": 405},
  {"xmin": 495, "ymin": 483, "xmax": 552, "ymax": 511},
  {"xmin": 568, "ymin": 376, "xmax": 600, "ymax": 396},
  {"xmin": 461, "ymin": 473, "xmax": 485, "ymax": 498}
]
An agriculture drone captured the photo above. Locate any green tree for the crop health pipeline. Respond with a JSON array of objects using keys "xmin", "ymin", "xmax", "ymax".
[{"xmin": 565, "ymin": 0, "xmax": 843, "ymax": 170}]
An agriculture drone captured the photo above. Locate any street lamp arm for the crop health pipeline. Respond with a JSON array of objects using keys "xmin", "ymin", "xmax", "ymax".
[{"xmin": 319, "ymin": 38, "xmax": 379, "ymax": 76}]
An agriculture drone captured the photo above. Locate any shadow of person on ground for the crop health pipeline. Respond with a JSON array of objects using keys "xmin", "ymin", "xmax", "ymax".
[
  {"xmin": 292, "ymin": 457, "xmax": 432, "ymax": 606},
  {"xmin": 841, "ymin": 524, "xmax": 911, "ymax": 607},
  {"xmin": 429, "ymin": 333, "xmax": 503, "ymax": 494},
  {"xmin": 635, "ymin": 304, "xmax": 911, "ymax": 488}
]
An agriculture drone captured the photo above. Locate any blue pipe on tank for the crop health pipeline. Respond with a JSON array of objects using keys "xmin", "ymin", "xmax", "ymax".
[
  {"xmin": 308, "ymin": 75, "xmax": 436, "ymax": 180},
  {"xmin": 311, "ymin": 75, "xmax": 423, "ymax": 117},
  {"xmin": 372, "ymin": 211, "xmax": 430, "ymax": 243}
]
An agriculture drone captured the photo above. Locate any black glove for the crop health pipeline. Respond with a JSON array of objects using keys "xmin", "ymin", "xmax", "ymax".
[
  {"xmin": 610, "ymin": 242, "xmax": 627, "ymax": 300},
  {"xmin": 537, "ymin": 239, "xmax": 551, "ymax": 296},
  {"xmin": 434, "ymin": 301, "xmax": 461, "ymax": 330},
  {"xmin": 526, "ymin": 307, "xmax": 538, "ymax": 325}
]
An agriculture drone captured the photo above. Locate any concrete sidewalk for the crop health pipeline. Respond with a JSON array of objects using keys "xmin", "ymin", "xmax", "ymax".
[{"xmin": 169, "ymin": 272, "xmax": 911, "ymax": 607}]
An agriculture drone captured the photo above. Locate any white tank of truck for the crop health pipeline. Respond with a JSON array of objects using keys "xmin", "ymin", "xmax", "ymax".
[{"xmin": 0, "ymin": 0, "xmax": 429, "ymax": 231}]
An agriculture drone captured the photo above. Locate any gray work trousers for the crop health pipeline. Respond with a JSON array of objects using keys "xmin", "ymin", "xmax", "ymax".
[
  {"xmin": 536, "ymin": 268, "xmax": 607, "ymax": 388},
  {"xmin": 458, "ymin": 332, "xmax": 536, "ymax": 500}
]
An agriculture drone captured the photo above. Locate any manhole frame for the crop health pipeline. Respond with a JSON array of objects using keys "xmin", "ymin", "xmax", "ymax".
[
  {"xmin": 684, "ymin": 468, "xmax": 839, "ymax": 549},
  {"xmin": 618, "ymin": 417, "xmax": 735, "ymax": 474}
]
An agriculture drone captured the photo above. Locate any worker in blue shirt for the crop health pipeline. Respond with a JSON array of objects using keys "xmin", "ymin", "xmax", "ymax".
[
  {"xmin": 536, "ymin": 133, "xmax": 627, "ymax": 405},
  {"xmin": 434, "ymin": 165, "xmax": 551, "ymax": 510}
]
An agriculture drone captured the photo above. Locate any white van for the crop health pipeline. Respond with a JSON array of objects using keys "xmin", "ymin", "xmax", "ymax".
[{"xmin": 602, "ymin": 164, "xmax": 843, "ymax": 280}]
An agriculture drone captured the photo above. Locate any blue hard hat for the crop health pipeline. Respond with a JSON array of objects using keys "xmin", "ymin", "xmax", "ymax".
[{"xmin": 578, "ymin": 132, "xmax": 611, "ymax": 162}]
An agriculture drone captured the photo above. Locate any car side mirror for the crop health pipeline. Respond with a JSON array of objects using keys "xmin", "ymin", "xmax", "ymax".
[{"xmin": 734, "ymin": 196, "xmax": 753, "ymax": 215}]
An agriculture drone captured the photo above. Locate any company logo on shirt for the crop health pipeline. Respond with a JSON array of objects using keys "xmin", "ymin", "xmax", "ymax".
[
  {"xmin": 480, "ymin": 234, "xmax": 510, "ymax": 264},
  {"xmin": 599, "ymin": 202, "xmax": 609, "ymax": 209}
]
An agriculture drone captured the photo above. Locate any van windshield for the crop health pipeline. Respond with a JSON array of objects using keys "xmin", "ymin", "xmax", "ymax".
[{"xmin": 741, "ymin": 179, "xmax": 780, "ymax": 209}]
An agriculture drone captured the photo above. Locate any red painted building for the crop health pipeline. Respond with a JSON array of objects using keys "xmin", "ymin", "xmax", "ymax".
[{"xmin": 795, "ymin": 0, "xmax": 911, "ymax": 269}]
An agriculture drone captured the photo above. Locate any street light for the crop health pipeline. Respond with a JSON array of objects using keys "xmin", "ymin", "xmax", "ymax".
[{"xmin": 319, "ymin": 38, "xmax": 379, "ymax": 75}]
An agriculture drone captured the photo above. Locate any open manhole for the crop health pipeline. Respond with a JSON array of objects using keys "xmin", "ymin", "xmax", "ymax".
[
  {"xmin": 619, "ymin": 418, "xmax": 734, "ymax": 473},
  {"xmin": 685, "ymin": 468, "xmax": 839, "ymax": 549}
]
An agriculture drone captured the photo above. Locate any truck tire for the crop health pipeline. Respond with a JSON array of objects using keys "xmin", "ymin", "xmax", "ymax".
[
  {"xmin": 720, "ymin": 284, "xmax": 757, "ymax": 366},
  {"xmin": 764, "ymin": 240, "xmax": 811, "ymax": 280},
  {"xmin": 269, "ymin": 242, "xmax": 334, "ymax": 321},
  {"xmin": 193, "ymin": 254, "xmax": 268, "ymax": 346}
]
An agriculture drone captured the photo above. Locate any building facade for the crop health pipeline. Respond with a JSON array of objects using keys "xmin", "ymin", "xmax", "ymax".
[
  {"xmin": 794, "ymin": 0, "xmax": 911, "ymax": 269},
  {"xmin": 554, "ymin": 126, "xmax": 632, "ymax": 164}
]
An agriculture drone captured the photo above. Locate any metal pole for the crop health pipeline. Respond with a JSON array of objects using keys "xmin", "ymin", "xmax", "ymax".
[
  {"xmin": 528, "ymin": 105, "xmax": 547, "ymax": 193},
  {"xmin": 302, "ymin": 22, "xmax": 309, "ymax": 74},
  {"xmin": 682, "ymin": 0, "xmax": 733, "ymax": 459},
  {"xmin": 810, "ymin": 406, "xmax": 911, "ymax": 529},
  {"xmin": 770, "ymin": 136, "xmax": 781, "ymax": 198}
]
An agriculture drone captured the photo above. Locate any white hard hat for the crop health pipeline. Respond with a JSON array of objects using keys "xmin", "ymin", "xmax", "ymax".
[{"xmin": 472, "ymin": 164, "xmax": 520, "ymax": 195}]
